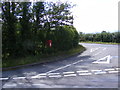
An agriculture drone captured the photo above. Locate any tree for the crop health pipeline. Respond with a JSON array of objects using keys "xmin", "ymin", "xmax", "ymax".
[
  {"xmin": 32, "ymin": 2, "xmax": 45, "ymax": 54},
  {"xmin": 2, "ymin": 2, "xmax": 17, "ymax": 58}
]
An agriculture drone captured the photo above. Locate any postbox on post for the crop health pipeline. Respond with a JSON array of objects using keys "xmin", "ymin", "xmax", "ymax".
[{"xmin": 46, "ymin": 40, "xmax": 52, "ymax": 48}]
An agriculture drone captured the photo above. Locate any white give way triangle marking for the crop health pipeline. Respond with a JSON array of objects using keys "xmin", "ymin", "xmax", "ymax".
[{"xmin": 92, "ymin": 55, "xmax": 112, "ymax": 64}]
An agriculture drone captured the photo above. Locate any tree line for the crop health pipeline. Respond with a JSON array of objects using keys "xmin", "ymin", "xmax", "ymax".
[
  {"xmin": 2, "ymin": 2, "xmax": 79, "ymax": 60},
  {"xmin": 79, "ymin": 31, "xmax": 120, "ymax": 43}
]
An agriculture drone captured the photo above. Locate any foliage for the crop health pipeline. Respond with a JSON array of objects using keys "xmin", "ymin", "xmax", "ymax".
[
  {"xmin": 79, "ymin": 31, "xmax": 120, "ymax": 43},
  {"xmin": 2, "ymin": 1, "xmax": 79, "ymax": 61}
]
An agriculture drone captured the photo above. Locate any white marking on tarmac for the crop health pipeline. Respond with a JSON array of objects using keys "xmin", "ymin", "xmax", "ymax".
[
  {"xmin": 4, "ymin": 84, "xmax": 17, "ymax": 87},
  {"xmin": 90, "ymin": 48, "xmax": 99, "ymax": 52},
  {"xmin": 92, "ymin": 55, "xmax": 111, "ymax": 64},
  {"xmin": 94, "ymin": 71, "xmax": 106, "ymax": 75},
  {"xmin": 64, "ymin": 74, "xmax": 77, "ymax": 77},
  {"xmin": 31, "ymin": 73, "xmax": 47, "ymax": 79},
  {"xmin": 76, "ymin": 70, "xmax": 89, "ymax": 73},
  {"xmin": 47, "ymin": 73, "xmax": 60, "ymax": 75},
  {"xmin": 13, "ymin": 77, "xmax": 26, "ymax": 80},
  {"xmin": 94, "ymin": 48, "xmax": 106, "ymax": 56},
  {"xmin": 63, "ymin": 71, "xmax": 75, "ymax": 74},
  {"xmin": 44, "ymin": 60, "xmax": 83, "ymax": 74},
  {"xmin": 31, "ymin": 74, "xmax": 47, "ymax": 79},
  {"xmin": 108, "ymin": 71, "xmax": 119, "ymax": 73},
  {"xmin": 0, "ymin": 78, "xmax": 8, "ymax": 80},
  {"xmin": 104, "ymin": 68, "xmax": 115, "ymax": 71},
  {"xmin": 48, "ymin": 75, "xmax": 62, "ymax": 78},
  {"xmin": 94, "ymin": 52, "xmax": 101, "ymax": 56},
  {"xmin": 78, "ymin": 73, "xmax": 92, "ymax": 76},
  {"xmin": 91, "ymin": 70, "xmax": 102, "ymax": 72}
]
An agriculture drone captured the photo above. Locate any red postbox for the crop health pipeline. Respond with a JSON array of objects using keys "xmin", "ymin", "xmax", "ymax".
[{"xmin": 46, "ymin": 40, "xmax": 52, "ymax": 47}]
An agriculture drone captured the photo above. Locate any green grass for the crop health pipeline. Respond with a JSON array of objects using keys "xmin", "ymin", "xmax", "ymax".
[
  {"xmin": 2, "ymin": 45, "xmax": 86, "ymax": 69},
  {"xmin": 80, "ymin": 41, "xmax": 120, "ymax": 45}
]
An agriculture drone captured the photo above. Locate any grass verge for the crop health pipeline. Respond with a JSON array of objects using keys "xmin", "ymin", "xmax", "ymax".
[
  {"xmin": 2, "ymin": 44, "xmax": 86, "ymax": 70},
  {"xmin": 80, "ymin": 41, "xmax": 120, "ymax": 45}
]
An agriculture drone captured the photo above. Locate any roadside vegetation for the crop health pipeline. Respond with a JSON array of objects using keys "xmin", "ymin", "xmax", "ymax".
[
  {"xmin": 3, "ymin": 45, "xmax": 85, "ymax": 68},
  {"xmin": 2, "ymin": 2, "xmax": 85, "ymax": 68},
  {"xmin": 79, "ymin": 31, "xmax": 120, "ymax": 44}
]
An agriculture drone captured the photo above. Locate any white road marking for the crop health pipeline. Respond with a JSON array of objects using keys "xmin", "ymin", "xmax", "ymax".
[
  {"xmin": 94, "ymin": 71, "xmax": 106, "ymax": 75},
  {"xmin": 92, "ymin": 55, "xmax": 111, "ymax": 64},
  {"xmin": 31, "ymin": 73, "xmax": 47, "ymax": 79},
  {"xmin": 45, "ymin": 60, "xmax": 83, "ymax": 74},
  {"xmin": 64, "ymin": 74, "xmax": 77, "ymax": 77},
  {"xmin": 18, "ymin": 83, "xmax": 24, "ymax": 84},
  {"xmin": 0, "ymin": 78, "xmax": 8, "ymax": 80},
  {"xmin": 4, "ymin": 84, "xmax": 17, "ymax": 87},
  {"xmin": 47, "ymin": 73, "xmax": 60, "ymax": 75},
  {"xmin": 13, "ymin": 77, "xmax": 26, "ymax": 80},
  {"xmin": 31, "ymin": 74, "xmax": 47, "ymax": 79},
  {"xmin": 63, "ymin": 71, "xmax": 75, "ymax": 74},
  {"xmin": 104, "ymin": 68, "xmax": 115, "ymax": 71},
  {"xmin": 78, "ymin": 73, "xmax": 92, "ymax": 76},
  {"xmin": 48, "ymin": 75, "xmax": 62, "ymax": 78},
  {"xmin": 90, "ymin": 48, "xmax": 99, "ymax": 52},
  {"xmin": 94, "ymin": 48, "xmax": 106, "ymax": 56},
  {"xmin": 108, "ymin": 71, "xmax": 119, "ymax": 73},
  {"xmin": 91, "ymin": 70, "xmax": 102, "ymax": 72},
  {"xmin": 94, "ymin": 52, "xmax": 101, "ymax": 56},
  {"xmin": 76, "ymin": 70, "xmax": 89, "ymax": 73},
  {"xmin": 2, "ymin": 67, "xmax": 120, "ymax": 81}
]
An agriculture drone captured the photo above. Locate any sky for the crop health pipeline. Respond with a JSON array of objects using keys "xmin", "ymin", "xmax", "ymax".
[
  {"xmin": 45, "ymin": 0, "xmax": 119, "ymax": 33},
  {"xmin": 70, "ymin": 0, "xmax": 119, "ymax": 33}
]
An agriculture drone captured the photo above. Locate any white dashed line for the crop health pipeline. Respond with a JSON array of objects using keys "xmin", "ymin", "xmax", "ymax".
[
  {"xmin": 4, "ymin": 84, "xmax": 17, "ymax": 87},
  {"xmin": 48, "ymin": 75, "xmax": 62, "ymax": 78},
  {"xmin": 47, "ymin": 73, "xmax": 60, "ymax": 75},
  {"xmin": 94, "ymin": 71, "xmax": 106, "ymax": 75},
  {"xmin": 91, "ymin": 70, "xmax": 102, "ymax": 72},
  {"xmin": 0, "ymin": 78, "xmax": 8, "ymax": 80},
  {"xmin": 108, "ymin": 71, "xmax": 119, "ymax": 73},
  {"xmin": 78, "ymin": 73, "xmax": 92, "ymax": 76},
  {"xmin": 31, "ymin": 75, "xmax": 47, "ymax": 79},
  {"xmin": 76, "ymin": 70, "xmax": 89, "ymax": 73},
  {"xmin": 64, "ymin": 74, "xmax": 77, "ymax": 77},
  {"xmin": 104, "ymin": 68, "xmax": 115, "ymax": 71},
  {"xmin": 13, "ymin": 77, "xmax": 26, "ymax": 80},
  {"xmin": 1, "ymin": 67, "xmax": 119, "ymax": 81},
  {"xmin": 63, "ymin": 71, "xmax": 75, "ymax": 74}
]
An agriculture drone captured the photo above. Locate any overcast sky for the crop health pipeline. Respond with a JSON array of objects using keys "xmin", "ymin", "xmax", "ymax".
[
  {"xmin": 70, "ymin": 0, "xmax": 119, "ymax": 33},
  {"xmin": 46, "ymin": 0, "xmax": 119, "ymax": 33}
]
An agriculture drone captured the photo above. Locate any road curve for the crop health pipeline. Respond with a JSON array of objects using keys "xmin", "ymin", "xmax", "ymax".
[{"xmin": 1, "ymin": 43, "xmax": 119, "ymax": 88}]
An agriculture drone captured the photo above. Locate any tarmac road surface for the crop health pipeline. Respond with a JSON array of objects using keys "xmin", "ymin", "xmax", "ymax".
[{"xmin": 1, "ymin": 43, "xmax": 119, "ymax": 88}]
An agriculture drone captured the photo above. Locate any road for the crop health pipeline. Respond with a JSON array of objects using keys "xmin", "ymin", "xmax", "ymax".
[{"xmin": 1, "ymin": 43, "xmax": 119, "ymax": 88}]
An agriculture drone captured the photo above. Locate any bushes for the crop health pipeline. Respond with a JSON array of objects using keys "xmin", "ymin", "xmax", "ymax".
[
  {"xmin": 53, "ymin": 25, "xmax": 79, "ymax": 51},
  {"xmin": 2, "ymin": 2, "xmax": 78, "ymax": 60}
]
